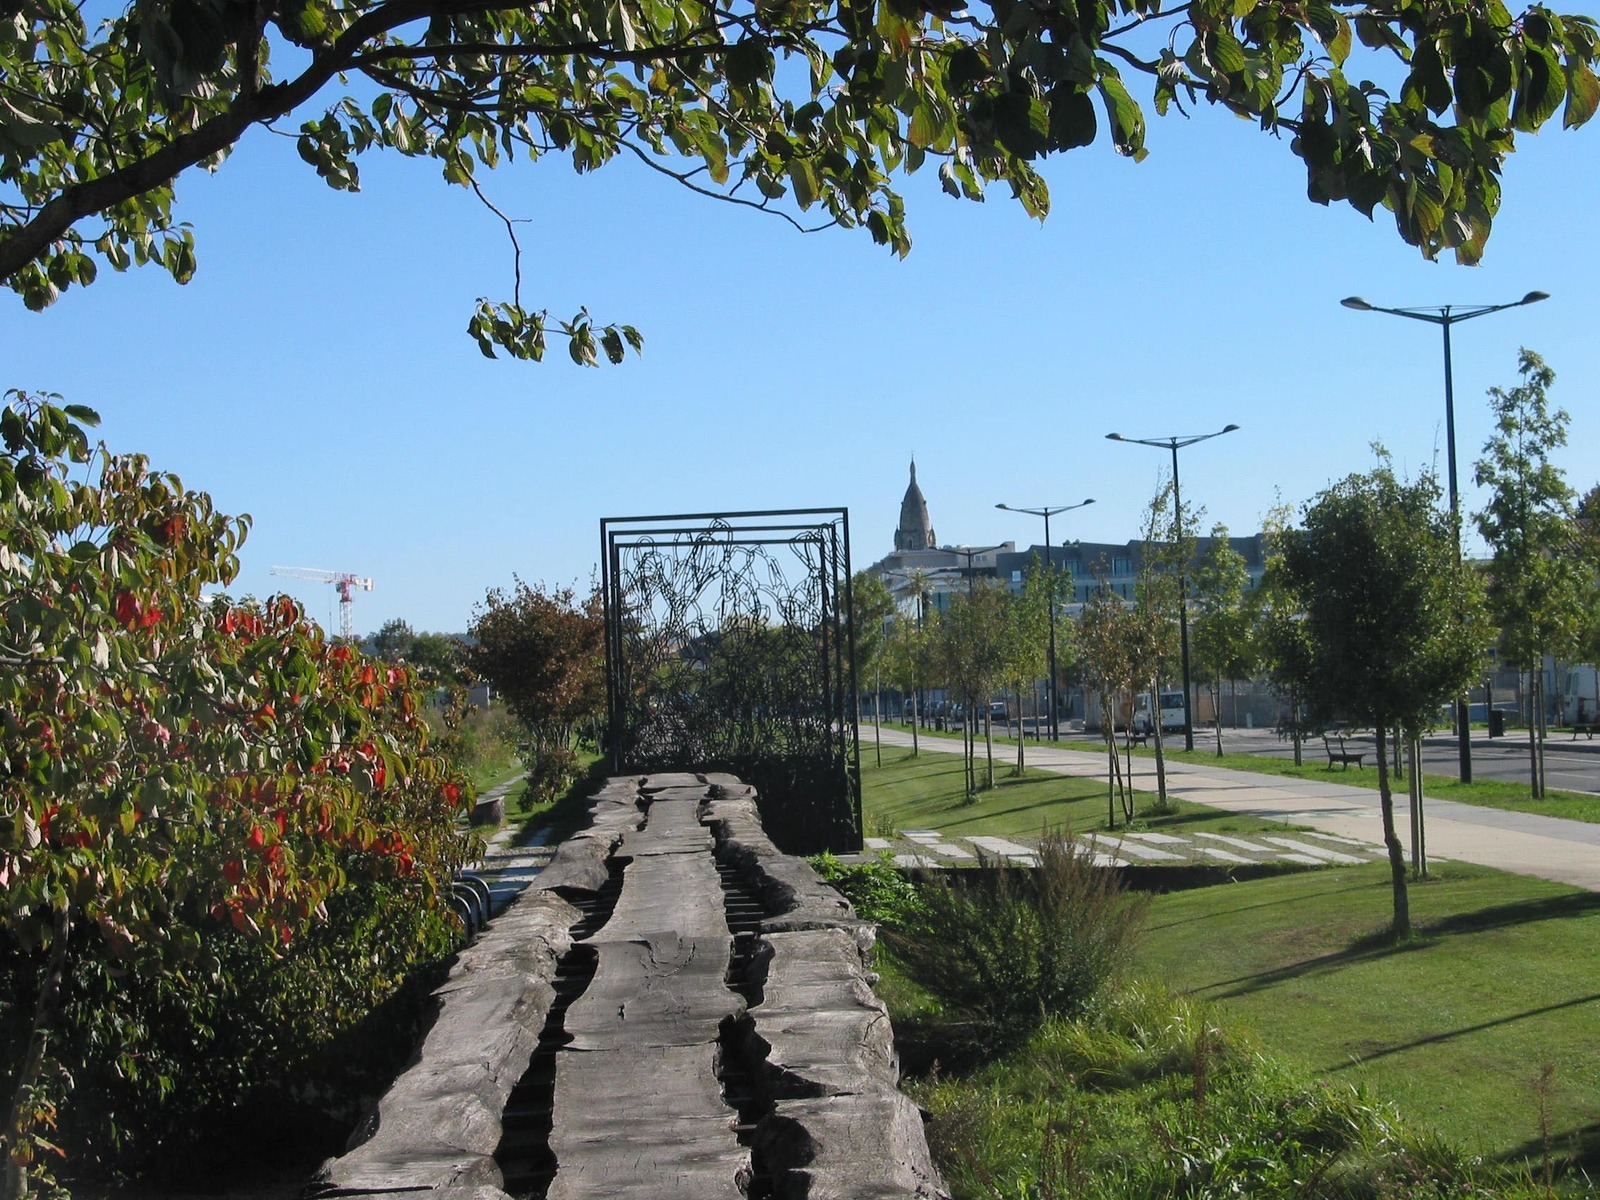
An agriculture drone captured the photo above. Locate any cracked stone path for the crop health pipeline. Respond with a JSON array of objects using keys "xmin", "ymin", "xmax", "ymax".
[{"xmin": 869, "ymin": 728, "xmax": 1600, "ymax": 892}]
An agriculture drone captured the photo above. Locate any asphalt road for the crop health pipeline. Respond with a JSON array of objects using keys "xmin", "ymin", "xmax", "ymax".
[{"xmin": 973, "ymin": 721, "xmax": 1600, "ymax": 794}]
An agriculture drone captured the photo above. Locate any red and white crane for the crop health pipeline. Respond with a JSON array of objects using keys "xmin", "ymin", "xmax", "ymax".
[{"xmin": 270, "ymin": 566, "xmax": 374, "ymax": 640}]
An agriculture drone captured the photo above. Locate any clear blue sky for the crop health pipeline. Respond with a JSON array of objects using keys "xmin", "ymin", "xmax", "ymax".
[{"xmin": 7, "ymin": 36, "xmax": 1599, "ymax": 636}]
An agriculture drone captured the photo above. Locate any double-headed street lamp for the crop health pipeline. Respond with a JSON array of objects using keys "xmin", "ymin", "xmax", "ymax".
[
  {"xmin": 1106, "ymin": 424, "xmax": 1240, "ymax": 752},
  {"xmin": 995, "ymin": 498, "xmax": 1095, "ymax": 741},
  {"xmin": 1341, "ymin": 290, "xmax": 1549, "ymax": 783}
]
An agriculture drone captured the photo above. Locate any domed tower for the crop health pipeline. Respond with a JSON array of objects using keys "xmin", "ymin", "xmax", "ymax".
[{"xmin": 894, "ymin": 459, "xmax": 937, "ymax": 551}]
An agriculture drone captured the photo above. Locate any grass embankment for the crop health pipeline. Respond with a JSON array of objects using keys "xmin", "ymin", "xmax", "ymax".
[
  {"xmin": 1149, "ymin": 743, "xmax": 1600, "ymax": 825},
  {"xmin": 1134, "ymin": 861, "xmax": 1600, "ymax": 1170},
  {"xmin": 861, "ymin": 743, "xmax": 1295, "ymax": 840}
]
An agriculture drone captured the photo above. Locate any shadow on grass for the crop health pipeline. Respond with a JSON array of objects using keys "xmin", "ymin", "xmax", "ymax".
[
  {"xmin": 1186, "ymin": 889, "xmax": 1600, "ymax": 1001},
  {"xmin": 1142, "ymin": 874, "xmax": 1380, "ymax": 934},
  {"xmin": 1324, "ymin": 991, "xmax": 1600, "ymax": 1073},
  {"xmin": 1419, "ymin": 890, "xmax": 1600, "ymax": 936},
  {"xmin": 1497, "ymin": 1119, "xmax": 1600, "ymax": 1177}
]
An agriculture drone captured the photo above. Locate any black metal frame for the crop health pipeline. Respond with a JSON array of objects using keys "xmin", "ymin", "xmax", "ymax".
[{"xmin": 600, "ymin": 508, "xmax": 861, "ymax": 854}]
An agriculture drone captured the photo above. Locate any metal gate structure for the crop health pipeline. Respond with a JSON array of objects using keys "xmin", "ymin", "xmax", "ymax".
[{"xmin": 600, "ymin": 509, "xmax": 861, "ymax": 854}]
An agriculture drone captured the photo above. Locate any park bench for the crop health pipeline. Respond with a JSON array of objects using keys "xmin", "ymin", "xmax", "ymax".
[
  {"xmin": 1572, "ymin": 716, "xmax": 1595, "ymax": 740},
  {"xmin": 1322, "ymin": 731, "xmax": 1365, "ymax": 769}
]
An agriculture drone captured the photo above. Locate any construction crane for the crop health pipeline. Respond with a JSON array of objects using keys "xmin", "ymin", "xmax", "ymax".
[{"xmin": 270, "ymin": 566, "xmax": 374, "ymax": 640}]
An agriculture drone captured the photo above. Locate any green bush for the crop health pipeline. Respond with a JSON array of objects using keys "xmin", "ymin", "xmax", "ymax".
[
  {"xmin": 886, "ymin": 832, "xmax": 1147, "ymax": 1028},
  {"xmin": 521, "ymin": 743, "xmax": 581, "ymax": 807},
  {"xmin": 809, "ymin": 851, "xmax": 928, "ymax": 929},
  {"xmin": 914, "ymin": 988, "xmax": 1505, "ymax": 1200},
  {"xmin": 0, "ymin": 879, "xmax": 460, "ymax": 1180}
]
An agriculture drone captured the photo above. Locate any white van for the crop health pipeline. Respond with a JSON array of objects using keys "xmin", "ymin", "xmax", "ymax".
[{"xmin": 1133, "ymin": 690, "xmax": 1187, "ymax": 733}]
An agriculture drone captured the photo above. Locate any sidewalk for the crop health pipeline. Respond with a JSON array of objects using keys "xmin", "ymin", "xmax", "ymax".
[{"xmin": 870, "ymin": 728, "xmax": 1600, "ymax": 892}]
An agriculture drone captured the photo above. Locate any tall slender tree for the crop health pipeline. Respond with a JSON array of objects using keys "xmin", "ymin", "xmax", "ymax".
[
  {"xmin": 1473, "ymin": 349, "xmax": 1585, "ymax": 798},
  {"xmin": 1284, "ymin": 457, "xmax": 1487, "ymax": 938},
  {"xmin": 1191, "ymin": 525, "xmax": 1256, "ymax": 756}
]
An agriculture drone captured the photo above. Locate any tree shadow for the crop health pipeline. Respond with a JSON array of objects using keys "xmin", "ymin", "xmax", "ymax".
[
  {"xmin": 1323, "ymin": 992, "xmax": 1600, "ymax": 1071},
  {"xmin": 1496, "ymin": 1119, "xmax": 1600, "ymax": 1177},
  {"xmin": 1182, "ymin": 889, "xmax": 1600, "ymax": 999},
  {"xmin": 1143, "ymin": 877, "xmax": 1380, "ymax": 935}
]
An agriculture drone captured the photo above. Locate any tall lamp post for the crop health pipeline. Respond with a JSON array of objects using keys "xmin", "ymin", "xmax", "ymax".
[
  {"xmin": 1341, "ymin": 291, "xmax": 1549, "ymax": 783},
  {"xmin": 996, "ymin": 498, "xmax": 1095, "ymax": 741},
  {"xmin": 1106, "ymin": 424, "xmax": 1239, "ymax": 752}
]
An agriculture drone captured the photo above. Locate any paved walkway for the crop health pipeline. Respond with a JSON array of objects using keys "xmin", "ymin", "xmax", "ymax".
[{"xmin": 870, "ymin": 728, "xmax": 1600, "ymax": 892}]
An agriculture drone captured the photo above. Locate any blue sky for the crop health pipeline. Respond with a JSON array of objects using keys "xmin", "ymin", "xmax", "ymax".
[{"xmin": 7, "ymin": 37, "xmax": 1599, "ymax": 636}]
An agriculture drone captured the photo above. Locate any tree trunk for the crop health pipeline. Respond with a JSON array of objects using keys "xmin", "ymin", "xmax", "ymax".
[
  {"xmin": 1150, "ymin": 681, "xmax": 1169, "ymax": 814},
  {"xmin": 1290, "ymin": 683, "xmax": 1303, "ymax": 766},
  {"xmin": 983, "ymin": 708, "xmax": 995, "ymax": 791},
  {"xmin": 1104, "ymin": 729, "xmax": 1119, "ymax": 828},
  {"xmin": 1014, "ymin": 684, "xmax": 1025, "ymax": 776},
  {"xmin": 909, "ymin": 684, "xmax": 919, "ymax": 757},
  {"xmin": 873, "ymin": 669, "xmax": 882, "ymax": 769},
  {"xmin": 5, "ymin": 907, "xmax": 71, "ymax": 1200},
  {"xmin": 1213, "ymin": 680, "xmax": 1224, "ymax": 756},
  {"xmin": 1374, "ymin": 723, "xmax": 1411, "ymax": 939}
]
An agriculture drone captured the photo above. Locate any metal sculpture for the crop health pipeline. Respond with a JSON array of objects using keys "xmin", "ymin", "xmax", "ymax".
[{"xmin": 601, "ymin": 509, "xmax": 860, "ymax": 854}]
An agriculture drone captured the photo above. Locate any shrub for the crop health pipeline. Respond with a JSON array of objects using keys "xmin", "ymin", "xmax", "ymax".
[
  {"xmin": 521, "ymin": 743, "xmax": 580, "ymax": 806},
  {"xmin": 810, "ymin": 851, "xmax": 928, "ymax": 929},
  {"xmin": 913, "ymin": 991, "xmax": 1498, "ymax": 1200},
  {"xmin": 0, "ymin": 393, "xmax": 476, "ymax": 1192},
  {"xmin": 886, "ymin": 832, "xmax": 1147, "ymax": 1028}
]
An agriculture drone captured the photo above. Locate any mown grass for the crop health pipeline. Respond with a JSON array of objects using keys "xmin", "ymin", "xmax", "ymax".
[
  {"xmin": 1145, "ymin": 744, "xmax": 1600, "ymax": 825},
  {"xmin": 1133, "ymin": 860, "xmax": 1600, "ymax": 1172},
  {"xmin": 861, "ymin": 743, "xmax": 1298, "ymax": 840}
]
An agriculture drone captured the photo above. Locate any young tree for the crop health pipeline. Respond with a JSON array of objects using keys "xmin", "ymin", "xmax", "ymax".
[
  {"xmin": 1133, "ymin": 480, "xmax": 1192, "ymax": 810},
  {"xmin": 1474, "ymin": 349, "xmax": 1586, "ymax": 798},
  {"xmin": 3, "ymin": 0, "xmax": 1596, "ymax": 359},
  {"xmin": 937, "ymin": 583, "xmax": 1009, "ymax": 795},
  {"xmin": 1254, "ymin": 505, "xmax": 1315, "ymax": 766},
  {"xmin": 1283, "ymin": 457, "xmax": 1487, "ymax": 938},
  {"xmin": 996, "ymin": 563, "xmax": 1051, "ymax": 774},
  {"xmin": 848, "ymin": 571, "xmax": 896, "ymax": 767},
  {"xmin": 0, "ymin": 393, "xmax": 473, "ymax": 1197},
  {"xmin": 881, "ymin": 596, "xmax": 934, "ymax": 757},
  {"xmin": 1190, "ymin": 525, "xmax": 1256, "ymax": 756},
  {"xmin": 1077, "ymin": 576, "xmax": 1136, "ymax": 827}
]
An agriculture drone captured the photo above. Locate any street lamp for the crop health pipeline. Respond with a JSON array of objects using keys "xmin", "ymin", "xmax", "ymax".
[
  {"xmin": 1341, "ymin": 290, "xmax": 1549, "ymax": 783},
  {"xmin": 1106, "ymin": 424, "xmax": 1240, "ymax": 752},
  {"xmin": 948, "ymin": 544, "xmax": 1008, "ymax": 594},
  {"xmin": 996, "ymin": 498, "xmax": 1096, "ymax": 741}
]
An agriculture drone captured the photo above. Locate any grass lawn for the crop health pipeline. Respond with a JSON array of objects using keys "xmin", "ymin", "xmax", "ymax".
[
  {"xmin": 862, "ymin": 743, "xmax": 1297, "ymax": 840},
  {"xmin": 868, "ymin": 719, "xmax": 1600, "ymax": 824},
  {"xmin": 1134, "ymin": 861, "xmax": 1600, "ymax": 1170},
  {"xmin": 1147, "ymin": 744, "xmax": 1600, "ymax": 825}
]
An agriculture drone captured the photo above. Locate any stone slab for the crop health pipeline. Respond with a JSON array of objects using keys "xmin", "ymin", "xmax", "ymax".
[{"xmin": 1258, "ymin": 836, "xmax": 1365, "ymax": 864}]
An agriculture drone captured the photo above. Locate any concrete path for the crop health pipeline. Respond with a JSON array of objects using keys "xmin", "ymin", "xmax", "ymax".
[{"xmin": 872, "ymin": 728, "xmax": 1600, "ymax": 892}]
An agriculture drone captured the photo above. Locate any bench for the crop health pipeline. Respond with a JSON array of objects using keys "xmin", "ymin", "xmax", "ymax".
[
  {"xmin": 1323, "ymin": 732, "xmax": 1365, "ymax": 769},
  {"xmin": 1573, "ymin": 717, "xmax": 1595, "ymax": 741},
  {"xmin": 1126, "ymin": 729, "xmax": 1150, "ymax": 746}
]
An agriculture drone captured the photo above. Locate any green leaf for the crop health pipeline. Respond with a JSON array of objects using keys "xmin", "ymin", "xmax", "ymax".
[
  {"xmin": 1565, "ymin": 57, "xmax": 1600, "ymax": 127},
  {"xmin": 788, "ymin": 158, "xmax": 819, "ymax": 208},
  {"xmin": 1096, "ymin": 72, "xmax": 1147, "ymax": 161}
]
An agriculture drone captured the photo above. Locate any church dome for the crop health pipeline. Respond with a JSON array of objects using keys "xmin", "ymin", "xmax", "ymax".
[{"xmin": 894, "ymin": 460, "xmax": 937, "ymax": 551}]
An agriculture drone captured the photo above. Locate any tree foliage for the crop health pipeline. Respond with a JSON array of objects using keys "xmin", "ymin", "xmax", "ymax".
[
  {"xmin": 465, "ymin": 578, "xmax": 604, "ymax": 754},
  {"xmin": 0, "ymin": 391, "xmax": 474, "ymax": 1194},
  {"xmin": 2, "ymin": 0, "xmax": 1596, "ymax": 359},
  {"xmin": 1282, "ymin": 456, "xmax": 1487, "ymax": 936},
  {"xmin": 1473, "ymin": 348, "xmax": 1584, "ymax": 797},
  {"xmin": 1190, "ymin": 524, "xmax": 1255, "ymax": 755}
]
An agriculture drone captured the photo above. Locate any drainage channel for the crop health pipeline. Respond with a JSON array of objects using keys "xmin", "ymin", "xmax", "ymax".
[
  {"xmin": 714, "ymin": 853, "xmax": 776, "ymax": 1200},
  {"xmin": 494, "ymin": 859, "xmax": 626, "ymax": 1198}
]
